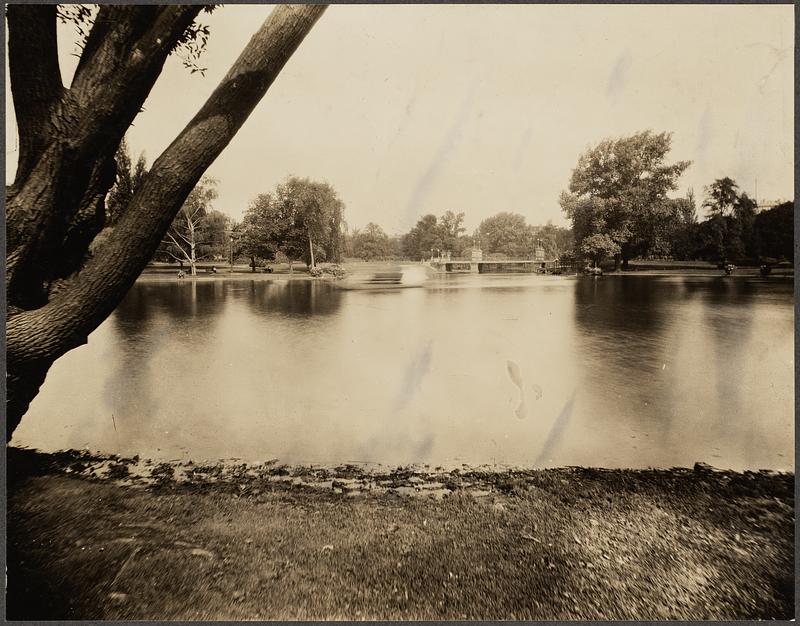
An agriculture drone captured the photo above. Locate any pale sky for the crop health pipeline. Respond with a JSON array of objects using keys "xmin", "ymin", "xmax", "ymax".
[{"xmin": 5, "ymin": 4, "xmax": 794, "ymax": 234}]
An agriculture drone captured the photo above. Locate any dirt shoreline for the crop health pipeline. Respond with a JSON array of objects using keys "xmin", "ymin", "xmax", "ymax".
[{"xmin": 6, "ymin": 447, "xmax": 794, "ymax": 620}]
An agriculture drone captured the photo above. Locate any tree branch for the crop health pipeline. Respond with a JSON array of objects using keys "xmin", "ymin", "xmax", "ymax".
[
  {"xmin": 165, "ymin": 232, "xmax": 190, "ymax": 259},
  {"xmin": 162, "ymin": 248, "xmax": 188, "ymax": 264},
  {"xmin": 7, "ymin": 4, "xmax": 64, "ymax": 185},
  {"xmin": 171, "ymin": 227, "xmax": 193, "ymax": 247},
  {"xmin": 69, "ymin": 5, "xmax": 204, "ymax": 157}
]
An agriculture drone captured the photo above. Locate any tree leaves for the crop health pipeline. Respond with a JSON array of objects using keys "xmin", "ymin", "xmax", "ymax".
[
  {"xmin": 561, "ymin": 130, "xmax": 691, "ymax": 265},
  {"xmin": 239, "ymin": 177, "xmax": 345, "ymax": 266}
]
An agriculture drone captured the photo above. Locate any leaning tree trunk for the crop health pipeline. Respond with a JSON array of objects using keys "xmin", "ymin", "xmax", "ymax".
[
  {"xmin": 308, "ymin": 232, "xmax": 316, "ymax": 268},
  {"xmin": 6, "ymin": 4, "xmax": 327, "ymax": 438}
]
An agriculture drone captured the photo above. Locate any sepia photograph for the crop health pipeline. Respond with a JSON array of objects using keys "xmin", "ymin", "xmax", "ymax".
[{"xmin": 4, "ymin": 2, "xmax": 795, "ymax": 621}]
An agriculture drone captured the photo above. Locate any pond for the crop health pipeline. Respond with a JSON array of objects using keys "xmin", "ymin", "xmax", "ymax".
[{"xmin": 12, "ymin": 272, "xmax": 794, "ymax": 471}]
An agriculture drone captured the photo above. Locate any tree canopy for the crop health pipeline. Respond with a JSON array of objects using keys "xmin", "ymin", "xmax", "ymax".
[
  {"xmin": 351, "ymin": 223, "xmax": 392, "ymax": 261},
  {"xmin": 476, "ymin": 212, "xmax": 537, "ymax": 259},
  {"xmin": 703, "ymin": 177, "xmax": 740, "ymax": 217},
  {"xmin": 238, "ymin": 177, "xmax": 345, "ymax": 267},
  {"xmin": 401, "ymin": 211, "xmax": 473, "ymax": 260},
  {"xmin": 560, "ymin": 130, "xmax": 691, "ymax": 268}
]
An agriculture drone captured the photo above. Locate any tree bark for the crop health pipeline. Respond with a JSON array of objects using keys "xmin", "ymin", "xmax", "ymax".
[
  {"xmin": 6, "ymin": 5, "xmax": 328, "ymax": 436},
  {"xmin": 6, "ymin": 5, "xmax": 63, "ymax": 188}
]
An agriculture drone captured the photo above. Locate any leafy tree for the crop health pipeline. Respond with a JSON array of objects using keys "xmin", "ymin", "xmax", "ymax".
[
  {"xmin": 5, "ymin": 4, "xmax": 327, "ymax": 435},
  {"xmin": 560, "ymin": 130, "xmax": 691, "ymax": 269},
  {"xmin": 402, "ymin": 214, "xmax": 445, "ymax": 261},
  {"xmin": 476, "ymin": 212, "xmax": 537, "ymax": 258},
  {"xmin": 699, "ymin": 178, "xmax": 758, "ymax": 262},
  {"xmin": 581, "ymin": 233, "xmax": 620, "ymax": 267},
  {"xmin": 352, "ymin": 223, "xmax": 391, "ymax": 261},
  {"xmin": 536, "ymin": 222, "xmax": 574, "ymax": 260},
  {"xmin": 452, "ymin": 233, "xmax": 475, "ymax": 259},
  {"xmin": 438, "ymin": 210, "xmax": 466, "ymax": 253},
  {"xmin": 670, "ymin": 189, "xmax": 700, "ymax": 260},
  {"xmin": 238, "ymin": 193, "xmax": 282, "ymax": 269},
  {"xmin": 753, "ymin": 201, "xmax": 794, "ymax": 261},
  {"xmin": 400, "ymin": 211, "xmax": 476, "ymax": 260},
  {"xmin": 387, "ymin": 235, "xmax": 404, "ymax": 259},
  {"xmin": 106, "ymin": 138, "xmax": 148, "ymax": 226},
  {"xmin": 703, "ymin": 177, "xmax": 739, "ymax": 217},
  {"xmin": 238, "ymin": 177, "xmax": 345, "ymax": 269},
  {"xmin": 731, "ymin": 192, "xmax": 757, "ymax": 260}
]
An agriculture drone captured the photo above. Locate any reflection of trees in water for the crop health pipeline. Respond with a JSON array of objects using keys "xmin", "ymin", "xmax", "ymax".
[
  {"xmin": 573, "ymin": 276, "xmax": 677, "ymax": 336},
  {"xmin": 246, "ymin": 280, "xmax": 343, "ymax": 317},
  {"xmin": 104, "ymin": 280, "xmax": 229, "ymax": 443},
  {"xmin": 700, "ymin": 279, "xmax": 755, "ymax": 440},
  {"xmin": 103, "ymin": 279, "xmax": 343, "ymax": 444},
  {"xmin": 572, "ymin": 276, "xmax": 759, "ymax": 458},
  {"xmin": 572, "ymin": 277, "xmax": 682, "ymax": 438},
  {"xmin": 113, "ymin": 280, "xmax": 231, "ymax": 333}
]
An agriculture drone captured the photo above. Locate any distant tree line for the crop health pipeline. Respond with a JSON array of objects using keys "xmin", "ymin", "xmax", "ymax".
[
  {"xmin": 125, "ymin": 128, "xmax": 790, "ymax": 271},
  {"xmin": 345, "ymin": 211, "xmax": 572, "ymax": 263}
]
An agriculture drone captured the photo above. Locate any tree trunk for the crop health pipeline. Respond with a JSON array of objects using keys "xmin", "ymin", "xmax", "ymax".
[
  {"xmin": 250, "ymin": 256, "xmax": 257, "ymax": 272},
  {"xmin": 309, "ymin": 232, "xmax": 316, "ymax": 268},
  {"xmin": 189, "ymin": 218, "xmax": 197, "ymax": 276},
  {"xmin": 613, "ymin": 254, "xmax": 621, "ymax": 272},
  {"xmin": 622, "ymin": 257, "xmax": 629, "ymax": 270},
  {"xmin": 6, "ymin": 5, "xmax": 328, "ymax": 436}
]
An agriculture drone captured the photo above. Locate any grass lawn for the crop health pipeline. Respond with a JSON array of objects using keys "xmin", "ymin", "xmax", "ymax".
[{"xmin": 6, "ymin": 448, "xmax": 794, "ymax": 620}]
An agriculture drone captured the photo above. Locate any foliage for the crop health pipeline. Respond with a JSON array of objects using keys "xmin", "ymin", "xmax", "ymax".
[
  {"xmin": 692, "ymin": 180, "xmax": 759, "ymax": 262},
  {"xmin": 351, "ymin": 223, "xmax": 391, "ymax": 261},
  {"xmin": 703, "ymin": 177, "xmax": 739, "ymax": 217},
  {"xmin": 105, "ymin": 138, "xmax": 148, "ymax": 226},
  {"xmin": 560, "ymin": 130, "xmax": 691, "ymax": 267},
  {"xmin": 752, "ymin": 201, "xmax": 794, "ymax": 262},
  {"xmin": 402, "ymin": 214, "xmax": 445, "ymax": 260},
  {"xmin": 439, "ymin": 210, "xmax": 466, "ymax": 254},
  {"xmin": 238, "ymin": 177, "xmax": 345, "ymax": 267},
  {"xmin": 580, "ymin": 233, "xmax": 620, "ymax": 266},
  {"xmin": 668, "ymin": 190, "xmax": 700, "ymax": 260},
  {"xmin": 399, "ymin": 211, "xmax": 475, "ymax": 260},
  {"xmin": 56, "ymin": 4, "xmax": 218, "ymax": 75},
  {"xmin": 476, "ymin": 212, "xmax": 537, "ymax": 258},
  {"xmin": 237, "ymin": 193, "xmax": 282, "ymax": 264},
  {"xmin": 537, "ymin": 222, "xmax": 574, "ymax": 260}
]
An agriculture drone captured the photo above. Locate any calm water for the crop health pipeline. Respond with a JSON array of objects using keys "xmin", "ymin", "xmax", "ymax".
[{"xmin": 12, "ymin": 273, "xmax": 795, "ymax": 470}]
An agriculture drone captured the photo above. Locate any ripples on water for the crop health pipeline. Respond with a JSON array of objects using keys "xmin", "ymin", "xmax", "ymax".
[{"xmin": 13, "ymin": 273, "xmax": 794, "ymax": 471}]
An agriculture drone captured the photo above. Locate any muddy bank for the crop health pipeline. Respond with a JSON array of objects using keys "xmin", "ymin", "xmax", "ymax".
[{"xmin": 6, "ymin": 447, "xmax": 794, "ymax": 620}]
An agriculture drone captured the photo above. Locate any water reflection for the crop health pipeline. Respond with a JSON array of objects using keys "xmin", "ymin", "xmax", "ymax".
[{"xmin": 12, "ymin": 274, "xmax": 794, "ymax": 471}]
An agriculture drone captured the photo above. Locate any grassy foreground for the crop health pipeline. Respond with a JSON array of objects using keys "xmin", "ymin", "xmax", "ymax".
[{"xmin": 6, "ymin": 448, "xmax": 794, "ymax": 621}]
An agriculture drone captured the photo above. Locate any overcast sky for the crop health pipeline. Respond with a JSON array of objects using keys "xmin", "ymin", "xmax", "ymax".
[{"xmin": 5, "ymin": 4, "xmax": 794, "ymax": 234}]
